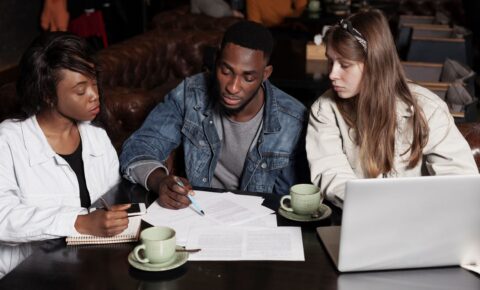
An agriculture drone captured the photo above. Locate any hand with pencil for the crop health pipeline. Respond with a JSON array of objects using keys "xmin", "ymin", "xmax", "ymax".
[
  {"xmin": 146, "ymin": 168, "xmax": 194, "ymax": 210},
  {"xmin": 74, "ymin": 201, "xmax": 131, "ymax": 237}
]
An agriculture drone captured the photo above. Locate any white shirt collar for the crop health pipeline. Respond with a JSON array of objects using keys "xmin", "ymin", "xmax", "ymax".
[{"xmin": 22, "ymin": 116, "xmax": 105, "ymax": 166}]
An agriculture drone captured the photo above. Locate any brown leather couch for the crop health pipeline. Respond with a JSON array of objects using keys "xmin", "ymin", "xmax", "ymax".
[{"xmin": 151, "ymin": 5, "xmax": 240, "ymax": 32}]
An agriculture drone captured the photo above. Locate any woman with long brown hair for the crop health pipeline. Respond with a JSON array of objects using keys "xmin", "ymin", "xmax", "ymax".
[{"xmin": 306, "ymin": 9, "xmax": 478, "ymax": 207}]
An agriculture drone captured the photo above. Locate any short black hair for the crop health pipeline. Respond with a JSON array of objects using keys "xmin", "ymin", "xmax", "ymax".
[
  {"xmin": 220, "ymin": 21, "xmax": 274, "ymax": 61},
  {"xmin": 16, "ymin": 31, "xmax": 103, "ymax": 123}
]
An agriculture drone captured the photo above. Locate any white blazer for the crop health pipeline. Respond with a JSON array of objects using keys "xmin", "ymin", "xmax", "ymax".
[{"xmin": 0, "ymin": 116, "xmax": 120, "ymax": 243}]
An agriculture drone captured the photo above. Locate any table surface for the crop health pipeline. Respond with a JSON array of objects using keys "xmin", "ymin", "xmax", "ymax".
[{"xmin": 1, "ymin": 181, "xmax": 479, "ymax": 290}]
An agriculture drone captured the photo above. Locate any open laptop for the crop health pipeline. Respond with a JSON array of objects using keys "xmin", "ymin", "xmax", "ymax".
[{"xmin": 317, "ymin": 175, "xmax": 480, "ymax": 272}]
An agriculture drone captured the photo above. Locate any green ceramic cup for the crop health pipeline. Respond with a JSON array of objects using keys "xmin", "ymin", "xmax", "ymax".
[
  {"xmin": 280, "ymin": 184, "xmax": 323, "ymax": 215},
  {"xmin": 133, "ymin": 226, "xmax": 176, "ymax": 264}
]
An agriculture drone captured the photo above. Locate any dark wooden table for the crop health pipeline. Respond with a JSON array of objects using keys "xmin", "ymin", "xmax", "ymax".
[{"xmin": 1, "ymin": 181, "xmax": 479, "ymax": 290}]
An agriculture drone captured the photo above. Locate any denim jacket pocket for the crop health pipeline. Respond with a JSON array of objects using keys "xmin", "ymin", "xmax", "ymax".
[
  {"xmin": 181, "ymin": 120, "xmax": 211, "ymax": 180},
  {"xmin": 247, "ymin": 154, "xmax": 290, "ymax": 193},
  {"xmin": 258, "ymin": 153, "xmax": 290, "ymax": 171},
  {"xmin": 181, "ymin": 121, "xmax": 209, "ymax": 149}
]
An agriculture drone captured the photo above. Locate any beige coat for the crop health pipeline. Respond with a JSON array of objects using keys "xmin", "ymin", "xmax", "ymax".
[{"xmin": 306, "ymin": 84, "xmax": 478, "ymax": 206}]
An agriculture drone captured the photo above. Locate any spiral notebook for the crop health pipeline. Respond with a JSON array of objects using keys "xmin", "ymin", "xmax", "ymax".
[{"xmin": 66, "ymin": 216, "xmax": 142, "ymax": 246}]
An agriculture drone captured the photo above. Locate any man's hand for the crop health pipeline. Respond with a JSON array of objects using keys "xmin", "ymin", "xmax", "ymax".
[
  {"xmin": 147, "ymin": 168, "xmax": 192, "ymax": 209},
  {"xmin": 74, "ymin": 204, "xmax": 131, "ymax": 237}
]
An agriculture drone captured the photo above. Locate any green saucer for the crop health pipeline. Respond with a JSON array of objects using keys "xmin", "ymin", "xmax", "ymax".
[
  {"xmin": 128, "ymin": 246, "xmax": 188, "ymax": 272},
  {"xmin": 278, "ymin": 204, "xmax": 332, "ymax": 222}
]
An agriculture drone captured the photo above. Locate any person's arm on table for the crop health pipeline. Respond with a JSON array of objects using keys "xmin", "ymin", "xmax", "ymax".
[
  {"xmin": 306, "ymin": 97, "xmax": 358, "ymax": 207},
  {"xmin": 146, "ymin": 168, "xmax": 192, "ymax": 209},
  {"xmin": 120, "ymin": 80, "xmax": 193, "ymax": 210},
  {"xmin": 74, "ymin": 204, "xmax": 130, "ymax": 237}
]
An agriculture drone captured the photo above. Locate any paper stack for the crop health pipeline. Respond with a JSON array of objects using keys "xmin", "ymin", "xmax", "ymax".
[{"xmin": 142, "ymin": 190, "xmax": 304, "ymax": 261}]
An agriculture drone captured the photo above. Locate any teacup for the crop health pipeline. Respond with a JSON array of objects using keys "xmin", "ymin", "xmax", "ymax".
[
  {"xmin": 280, "ymin": 184, "xmax": 323, "ymax": 215},
  {"xmin": 133, "ymin": 226, "xmax": 176, "ymax": 264}
]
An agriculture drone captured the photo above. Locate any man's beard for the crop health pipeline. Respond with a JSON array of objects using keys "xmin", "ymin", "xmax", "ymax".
[{"xmin": 215, "ymin": 80, "xmax": 263, "ymax": 116}]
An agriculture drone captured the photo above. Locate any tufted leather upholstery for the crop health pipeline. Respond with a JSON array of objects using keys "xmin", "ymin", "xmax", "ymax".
[
  {"xmin": 97, "ymin": 29, "xmax": 223, "ymax": 151},
  {"xmin": 151, "ymin": 5, "xmax": 240, "ymax": 32}
]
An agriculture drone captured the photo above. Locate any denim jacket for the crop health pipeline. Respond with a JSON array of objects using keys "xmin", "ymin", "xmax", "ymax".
[{"xmin": 120, "ymin": 73, "xmax": 308, "ymax": 195}]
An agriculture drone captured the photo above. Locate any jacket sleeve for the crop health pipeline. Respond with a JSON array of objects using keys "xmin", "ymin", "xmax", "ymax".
[
  {"xmin": 0, "ymin": 139, "xmax": 83, "ymax": 243},
  {"xmin": 423, "ymin": 103, "xmax": 479, "ymax": 175},
  {"xmin": 306, "ymin": 98, "xmax": 357, "ymax": 206},
  {"xmin": 119, "ymin": 80, "xmax": 187, "ymax": 181}
]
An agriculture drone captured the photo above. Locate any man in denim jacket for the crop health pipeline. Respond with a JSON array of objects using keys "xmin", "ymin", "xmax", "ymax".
[{"xmin": 120, "ymin": 21, "xmax": 308, "ymax": 209}]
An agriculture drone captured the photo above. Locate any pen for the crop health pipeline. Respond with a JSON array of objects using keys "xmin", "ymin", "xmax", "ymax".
[
  {"xmin": 99, "ymin": 197, "xmax": 111, "ymax": 211},
  {"xmin": 175, "ymin": 177, "xmax": 206, "ymax": 216}
]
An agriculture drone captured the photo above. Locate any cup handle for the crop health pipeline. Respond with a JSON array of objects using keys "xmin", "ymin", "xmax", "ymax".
[
  {"xmin": 133, "ymin": 244, "xmax": 149, "ymax": 264},
  {"xmin": 280, "ymin": 195, "xmax": 294, "ymax": 212}
]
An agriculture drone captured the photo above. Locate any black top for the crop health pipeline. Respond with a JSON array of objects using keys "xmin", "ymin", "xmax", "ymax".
[{"xmin": 59, "ymin": 142, "xmax": 91, "ymax": 208}]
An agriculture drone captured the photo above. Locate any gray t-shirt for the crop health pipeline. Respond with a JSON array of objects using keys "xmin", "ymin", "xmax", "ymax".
[{"xmin": 211, "ymin": 105, "xmax": 264, "ymax": 190}]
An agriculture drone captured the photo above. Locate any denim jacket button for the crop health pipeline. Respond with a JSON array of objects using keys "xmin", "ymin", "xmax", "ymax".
[
  {"xmin": 261, "ymin": 162, "xmax": 267, "ymax": 169},
  {"xmin": 209, "ymin": 120, "xmax": 213, "ymax": 124},
  {"xmin": 202, "ymin": 177, "xmax": 207, "ymax": 182}
]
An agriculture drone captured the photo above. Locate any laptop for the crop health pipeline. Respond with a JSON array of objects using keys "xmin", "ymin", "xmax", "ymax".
[{"xmin": 317, "ymin": 175, "xmax": 480, "ymax": 272}]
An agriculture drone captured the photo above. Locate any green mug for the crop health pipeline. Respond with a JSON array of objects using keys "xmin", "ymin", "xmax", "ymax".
[
  {"xmin": 280, "ymin": 184, "xmax": 323, "ymax": 215},
  {"xmin": 133, "ymin": 226, "xmax": 176, "ymax": 264}
]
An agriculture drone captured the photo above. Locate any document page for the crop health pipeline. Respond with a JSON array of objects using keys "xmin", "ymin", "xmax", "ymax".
[
  {"xmin": 186, "ymin": 226, "xmax": 304, "ymax": 261},
  {"xmin": 142, "ymin": 190, "xmax": 274, "ymax": 245},
  {"xmin": 142, "ymin": 201, "xmax": 218, "ymax": 245},
  {"xmin": 205, "ymin": 198, "xmax": 273, "ymax": 225}
]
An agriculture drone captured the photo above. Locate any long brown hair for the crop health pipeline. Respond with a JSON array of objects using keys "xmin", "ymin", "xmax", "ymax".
[{"xmin": 324, "ymin": 9, "xmax": 428, "ymax": 177}]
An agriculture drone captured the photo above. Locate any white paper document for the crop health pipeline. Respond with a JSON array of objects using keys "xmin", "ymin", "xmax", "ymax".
[
  {"xmin": 240, "ymin": 214, "xmax": 277, "ymax": 227},
  {"xmin": 143, "ymin": 201, "xmax": 218, "ymax": 245},
  {"xmin": 142, "ymin": 190, "xmax": 275, "ymax": 245},
  {"xmin": 186, "ymin": 226, "xmax": 304, "ymax": 261}
]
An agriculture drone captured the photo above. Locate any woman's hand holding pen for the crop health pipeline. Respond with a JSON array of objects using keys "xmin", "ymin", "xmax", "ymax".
[
  {"xmin": 147, "ymin": 168, "xmax": 192, "ymax": 210},
  {"xmin": 74, "ymin": 204, "xmax": 131, "ymax": 237}
]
